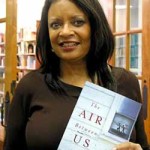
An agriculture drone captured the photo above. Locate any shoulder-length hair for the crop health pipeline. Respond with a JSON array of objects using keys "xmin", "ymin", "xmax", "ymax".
[{"xmin": 36, "ymin": 0, "xmax": 115, "ymax": 89}]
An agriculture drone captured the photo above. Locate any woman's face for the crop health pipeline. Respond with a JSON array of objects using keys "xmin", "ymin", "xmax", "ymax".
[{"xmin": 48, "ymin": 0, "xmax": 91, "ymax": 63}]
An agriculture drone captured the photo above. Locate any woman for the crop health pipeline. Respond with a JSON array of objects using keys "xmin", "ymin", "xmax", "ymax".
[{"xmin": 4, "ymin": 0, "xmax": 149, "ymax": 149}]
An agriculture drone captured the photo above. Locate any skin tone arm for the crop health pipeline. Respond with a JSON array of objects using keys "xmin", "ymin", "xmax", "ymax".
[{"xmin": 112, "ymin": 142, "xmax": 143, "ymax": 150}]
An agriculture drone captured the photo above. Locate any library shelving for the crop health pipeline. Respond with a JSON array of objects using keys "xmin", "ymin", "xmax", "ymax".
[
  {"xmin": 16, "ymin": 28, "xmax": 37, "ymax": 82},
  {"xmin": 0, "ymin": 29, "xmax": 5, "ymax": 104},
  {"xmin": 0, "ymin": 7, "xmax": 6, "ymax": 144},
  {"xmin": 0, "ymin": 42, "xmax": 5, "ymax": 79}
]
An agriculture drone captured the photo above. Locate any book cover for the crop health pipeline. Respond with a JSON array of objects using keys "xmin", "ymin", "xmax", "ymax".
[{"xmin": 58, "ymin": 81, "xmax": 142, "ymax": 150}]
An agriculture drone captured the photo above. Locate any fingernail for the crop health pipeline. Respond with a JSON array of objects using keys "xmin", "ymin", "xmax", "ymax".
[{"xmin": 112, "ymin": 148, "xmax": 117, "ymax": 150}]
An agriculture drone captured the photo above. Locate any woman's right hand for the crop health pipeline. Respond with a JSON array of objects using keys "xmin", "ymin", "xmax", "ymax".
[{"xmin": 112, "ymin": 142, "xmax": 143, "ymax": 150}]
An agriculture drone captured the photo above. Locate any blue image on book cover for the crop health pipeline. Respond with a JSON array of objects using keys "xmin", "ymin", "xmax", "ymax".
[{"xmin": 108, "ymin": 97, "xmax": 141, "ymax": 140}]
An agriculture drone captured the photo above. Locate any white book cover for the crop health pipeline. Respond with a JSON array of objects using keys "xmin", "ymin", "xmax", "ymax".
[{"xmin": 58, "ymin": 81, "xmax": 142, "ymax": 150}]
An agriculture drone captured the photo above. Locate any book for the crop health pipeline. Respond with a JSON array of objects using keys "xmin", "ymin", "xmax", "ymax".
[{"xmin": 58, "ymin": 81, "xmax": 142, "ymax": 150}]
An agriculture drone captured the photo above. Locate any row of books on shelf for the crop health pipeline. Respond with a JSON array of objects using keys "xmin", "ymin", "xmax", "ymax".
[
  {"xmin": 0, "ymin": 56, "xmax": 5, "ymax": 67},
  {"xmin": 1, "ymin": 55, "xmax": 36, "ymax": 77},
  {"xmin": 0, "ymin": 33, "xmax": 5, "ymax": 43},
  {"xmin": 0, "ymin": 83, "xmax": 4, "ymax": 95},
  {"xmin": 17, "ymin": 27, "xmax": 36, "ymax": 75},
  {"xmin": 17, "ymin": 27, "xmax": 36, "ymax": 42},
  {"xmin": 0, "ymin": 43, "xmax": 5, "ymax": 54},
  {"xmin": 0, "ymin": 69, "xmax": 5, "ymax": 79},
  {"xmin": 0, "ymin": 34, "xmax": 5, "ymax": 83},
  {"xmin": 17, "ymin": 41, "xmax": 36, "ymax": 55},
  {"xmin": 17, "ymin": 55, "xmax": 36, "ymax": 70},
  {"xmin": 0, "ymin": 28, "xmax": 37, "ymax": 104},
  {"xmin": 0, "ymin": 35, "xmax": 5, "ymax": 80},
  {"xmin": 17, "ymin": 28, "xmax": 37, "ymax": 81},
  {"xmin": 17, "ymin": 29, "xmax": 36, "ymax": 75},
  {"xmin": 17, "ymin": 70, "xmax": 29, "ymax": 82}
]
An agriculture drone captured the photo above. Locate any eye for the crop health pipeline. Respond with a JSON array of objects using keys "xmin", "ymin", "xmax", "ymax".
[
  {"xmin": 50, "ymin": 22, "xmax": 61, "ymax": 29},
  {"xmin": 72, "ymin": 19, "xmax": 85, "ymax": 27}
]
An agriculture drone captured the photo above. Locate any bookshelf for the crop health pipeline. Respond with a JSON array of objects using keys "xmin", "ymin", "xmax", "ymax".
[
  {"xmin": 16, "ymin": 28, "xmax": 37, "ymax": 82},
  {"xmin": 0, "ymin": 0, "xmax": 43, "ymax": 145},
  {"xmin": 0, "ymin": 23, "xmax": 5, "ymax": 107},
  {"xmin": 16, "ymin": 0, "xmax": 44, "ymax": 82},
  {"xmin": 0, "ymin": 0, "xmax": 6, "ymax": 144}
]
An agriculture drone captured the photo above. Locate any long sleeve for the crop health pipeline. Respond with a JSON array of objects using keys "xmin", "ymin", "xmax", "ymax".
[
  {"xmin": 3, "ymin": 82, "xmax": 28, "ymax": 150},
  {"xmin": 3, "ymin": 71, "xmax": 34, "ymax": 150}
]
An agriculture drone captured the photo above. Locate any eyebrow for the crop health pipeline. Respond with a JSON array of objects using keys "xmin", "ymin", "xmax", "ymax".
[{"xmin": 48, "ymin": 15, "xmax": 87, "ymax": 22}]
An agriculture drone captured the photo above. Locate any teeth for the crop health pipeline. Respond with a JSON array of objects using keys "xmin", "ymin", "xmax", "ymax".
[{"xmin": 62, "ymin": 42, "xmax": 77, "ymax": 47}]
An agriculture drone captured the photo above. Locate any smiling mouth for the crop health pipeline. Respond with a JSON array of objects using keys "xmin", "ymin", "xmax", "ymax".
[{"xmin": 59, "ymin": 42, "xmax": 80, "ymax": 47}]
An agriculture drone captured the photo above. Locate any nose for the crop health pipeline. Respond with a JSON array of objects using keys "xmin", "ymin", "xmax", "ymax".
[{"xmin": 59, "ymin": 23, "xmax": 74, "ymax": 37}]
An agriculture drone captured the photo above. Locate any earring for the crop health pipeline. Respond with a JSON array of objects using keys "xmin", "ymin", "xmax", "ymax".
[{"xmin": 52, "ymin": 49, "xmax": 55, "ymax": 52}]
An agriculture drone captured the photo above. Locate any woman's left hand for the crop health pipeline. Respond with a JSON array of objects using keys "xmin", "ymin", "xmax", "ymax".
[{"xmin": 112, "ymin": 142, "xmax": 143, "ymax": 150}]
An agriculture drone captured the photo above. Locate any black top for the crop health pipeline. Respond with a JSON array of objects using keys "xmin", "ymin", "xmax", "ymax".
[{"xmin": 4, "ymin": 67, "xmax": 149, "ymax": 150}]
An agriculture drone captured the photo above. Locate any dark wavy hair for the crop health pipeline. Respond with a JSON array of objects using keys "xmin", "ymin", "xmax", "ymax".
[{"xmin": 36, "ymin": 0, "xmax": 115, "ymax": 90}]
